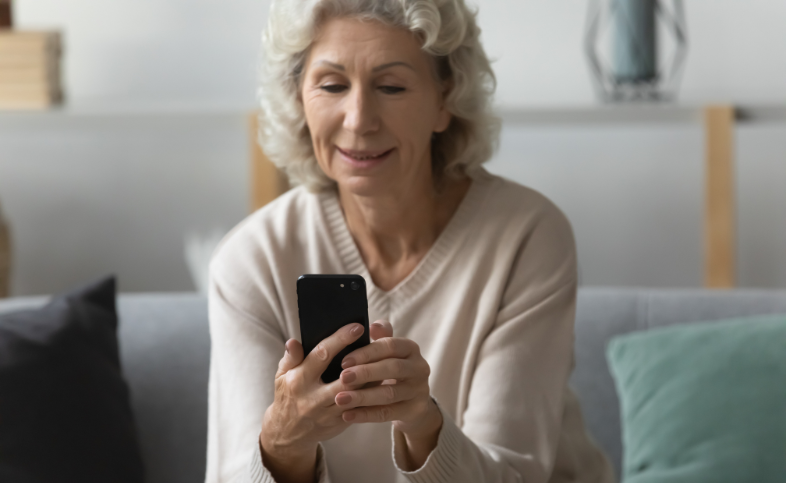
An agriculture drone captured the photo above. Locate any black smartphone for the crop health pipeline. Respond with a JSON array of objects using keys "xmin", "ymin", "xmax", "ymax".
[{"xmin": 296, "ymin": 274, "xmax": 371, "ymax": 383}]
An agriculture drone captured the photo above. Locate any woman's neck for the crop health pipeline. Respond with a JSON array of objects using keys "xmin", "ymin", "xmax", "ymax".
[{"xmin": 338, "ymin": 175, "xmax": 471, "ymax": 291}]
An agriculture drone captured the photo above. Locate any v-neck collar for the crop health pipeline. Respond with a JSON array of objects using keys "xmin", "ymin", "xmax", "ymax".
[{"xmin": 319, "ymin": 169, "xmax": 492, "ymax": 317}]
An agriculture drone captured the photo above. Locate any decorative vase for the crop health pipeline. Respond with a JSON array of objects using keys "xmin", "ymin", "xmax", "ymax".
[
  {"xmin": 585, "ymin": 0, "xmax": 688, "ymax": 102},
  {"xmin": 612, "ymin": 0, "xmax": 657, "ymax": 83}
]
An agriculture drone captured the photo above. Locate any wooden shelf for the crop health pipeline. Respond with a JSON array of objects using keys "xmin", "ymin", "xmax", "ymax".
[
  {"xmin": 497, "ymin": 104, "xmax": 786, "ymax": 125},
  {"xmin": 498, "ymin": 105, "xmax": 701, "ymax": 124},
  {"xmin": 0, "ymin": 102, "xmax": 253, "ymax": 119}
]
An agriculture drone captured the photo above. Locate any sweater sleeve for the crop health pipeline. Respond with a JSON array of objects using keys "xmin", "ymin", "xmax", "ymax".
[
  {"xmin": 204, "ymin": 233, "xmax": 331, "ymax": 483},
  {"xmin": 392, "ymin": 201, "xmax": 584, "ymax": 483},
  {"xmin": 248, "ymin": 442, "xmax": 331, "ymax": 483}
]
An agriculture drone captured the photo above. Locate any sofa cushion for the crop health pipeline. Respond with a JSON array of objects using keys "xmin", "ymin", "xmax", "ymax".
[
  {"xmin": 607, "ymin": 314, "xmax": 786, "ymax": 483},
  {"xmin": 116, "ymin": 293, "xmax": 210, "ymax": 483},
  {"xmin": 0, "ymin": 276, "xmax": 145, "ymax": 483},
  {"xmin": 571, "ymin": 288, "xmax": 786, "ymax": 477}
]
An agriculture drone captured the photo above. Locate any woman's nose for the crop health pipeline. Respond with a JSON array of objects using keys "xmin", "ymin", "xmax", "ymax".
[{"xmin": 343, "ymin": 86, "xmax": 379, "ymax": 135}]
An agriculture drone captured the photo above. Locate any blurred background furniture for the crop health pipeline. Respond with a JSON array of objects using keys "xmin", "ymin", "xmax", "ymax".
[
  {"xmin": 584, "ymin": 0, "xmax": 688, "ymax": 102},
  {"xmin": 2, "ymin": 287, "xmax": 785, "ymax": 482},
  {"xmin": 248, "ymin": 112, "xmax": 289, "ymax": 212},
  {"xmin": 0, "ymin": 293, "xmax": 210, "ymax": 483},
  {"xmin": 0, "ymin": 0, "xmax": 64, "ymax": 109},
  {"xmin": 0, "ymin": 30, "xmax": 63, "ymax": 109}
]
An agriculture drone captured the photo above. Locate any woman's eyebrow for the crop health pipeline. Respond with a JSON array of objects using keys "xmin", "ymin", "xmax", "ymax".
[
  {"xmin": 311, "ymin": 60, "xmax": 415, "ymax": 72},
  {"xmin": 314, "ymin": 60, "xmax": 345, "ymax": 71},
  {"xmin": 372, "ymin": 61, "xmax": 415, "ymax": 72}
]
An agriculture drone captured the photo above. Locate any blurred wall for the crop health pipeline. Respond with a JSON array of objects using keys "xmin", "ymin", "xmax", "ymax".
[
  {"xmin": 1, "ymin": 0, "xmax": 785, "ymax": 295},
  {"xmin": 0, "ymin": 112, "xmax": 248, "ymax": 295},
  {"xmin": 13, "ymin": 0, "xmax": 786, "ymax": 108}
]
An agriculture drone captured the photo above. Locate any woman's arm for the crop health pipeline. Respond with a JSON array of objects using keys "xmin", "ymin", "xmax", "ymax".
[
  {"xmin": 413, "ymin": 279, "xmax": 578, "ymax": 483},
  {"xmin": 389, "ymin": 204, "xmax": 611, "ymax": 483},
  {"xmin": 205, "ymin": 257, "xmax": 299, "ymax": 483},
  {"xmin": 259, "ymin": 325, "xmax": 369, "ymax": 483},
  {"xmin": 206, "ymin": 249, "xmax": 340, "ymax": 483}
]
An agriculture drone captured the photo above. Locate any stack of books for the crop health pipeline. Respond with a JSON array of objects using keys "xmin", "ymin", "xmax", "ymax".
[{"xmin": 0, "ymin": 30, "xmax": 63, "ymax": 109}]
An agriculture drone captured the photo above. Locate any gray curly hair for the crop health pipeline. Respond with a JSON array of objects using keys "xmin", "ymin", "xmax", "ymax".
[{"xmin": 257, "ymin": 0, "xmax": 500, "ymax": 191}]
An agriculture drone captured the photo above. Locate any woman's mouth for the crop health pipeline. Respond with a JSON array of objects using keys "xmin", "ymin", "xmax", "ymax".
[{"xmin": 337, "ymin": 147, "xmax": 394, "ymax": 167}]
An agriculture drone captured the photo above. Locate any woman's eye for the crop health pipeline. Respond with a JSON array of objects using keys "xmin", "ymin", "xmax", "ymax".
[
  {"xmin": 320, "ymin": 84, "xmax": 347, "ymax": 93},
  {"xmin": 379, "ymin": 86, "xmax": 405, "ymax": 94}
]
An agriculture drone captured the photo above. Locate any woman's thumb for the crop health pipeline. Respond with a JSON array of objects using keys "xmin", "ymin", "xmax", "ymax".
[{"xmin": 276, "ymin": 338, "xmax": 304, "ymax": 376}]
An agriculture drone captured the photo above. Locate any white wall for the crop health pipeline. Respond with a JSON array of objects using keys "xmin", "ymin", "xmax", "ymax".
[
  {"xmin": 3, "ymin": 0, "xmax": 785, "ymax": 295},
  {"xmin": 0, "ymin": 112, "xmax": 249, "ymax": 294},
  {"xmin": 16, "ymin": 0, "xmax": 786, "ymax": 107},
  {"xmin": 489, "ymin": 121, "xmax": 786, "ymax": 288}
]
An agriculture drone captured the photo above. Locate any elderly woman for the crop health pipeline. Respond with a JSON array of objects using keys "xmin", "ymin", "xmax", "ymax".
[{"xmin": 206, "ymin": 0, "xmax": 614, "ymax": 482}]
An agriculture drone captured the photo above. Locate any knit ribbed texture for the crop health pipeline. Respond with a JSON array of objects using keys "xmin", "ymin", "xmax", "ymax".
[
  {"xmin": 248, "ymin": 445, "xmax": 275, "ymax": 483},
  {"xmin": 248, "ymin": 444, "xmax": 330, "ymax": 483},
  {"xmin": 392, "ymin": 400, "xmax": 462, "ymax": 483}
]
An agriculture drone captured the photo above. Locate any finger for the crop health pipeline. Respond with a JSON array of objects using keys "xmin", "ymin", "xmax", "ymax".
[
  {"xmin": 342, "ymin": 320, "xmax": 392, "ymax": 388},
  {"xmin": 342, "ymin": 401, "xmax": 413, "ymax": 424},
  {"xmin": 303, "ymin": 323, "xmax": 364, "ymax": 380},
  {"xmin": 341, "ymin": 336, "xmax": 416, "ymax": 369},
  {"xmin": 275, "ymin": 338, "xmax": 304, "ymax": 378},
  {"xmin": 321, "ymin": 372, "xmax": 375, "ymax": 399},
  {"xmin": 340, "ymin": 358, "xmax": 422, "ymax": 387},
  {"xmin": 308, "ymin": 372, "xmax": 368, "ymax": 410},
  {"xmin": 334, "ymin": 381, "xmax": 417, "ymax": 409},
  {"xmin": 325, "ymin": 375, "xmax": 381, "ymax": 395},
  {"xmin": 369, "ymin": 320, "xmax": 393, "ymax": 341},
  {"xmin": 316, "ymin": 380, "xmax": 355, "ymax": 408}
]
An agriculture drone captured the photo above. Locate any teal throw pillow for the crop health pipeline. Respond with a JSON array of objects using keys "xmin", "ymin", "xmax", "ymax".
[{"xmin": 607, "ymin": 314, "xmax": 786, "ymax": 483}]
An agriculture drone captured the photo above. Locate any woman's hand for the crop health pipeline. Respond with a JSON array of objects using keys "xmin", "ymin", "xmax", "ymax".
[
  {"xmin": 336, "ymin": 320, "xmax": 443, "ymax": 470},
  {"xmin": 259, "ymin": 323, "xmax": 365, "ymax": 483}
]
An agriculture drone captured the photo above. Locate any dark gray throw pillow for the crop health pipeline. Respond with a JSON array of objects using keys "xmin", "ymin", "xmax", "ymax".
[{"xmin": 0, "ymin": 276, "xmax": 145, "ymax": 483}]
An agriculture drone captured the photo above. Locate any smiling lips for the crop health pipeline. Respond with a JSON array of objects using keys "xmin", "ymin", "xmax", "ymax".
[{"xmin": 337, "ymin": 147, "xmax": 394, "ymax": 161}]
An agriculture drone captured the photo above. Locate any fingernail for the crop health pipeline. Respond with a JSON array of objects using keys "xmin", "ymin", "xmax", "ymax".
[
  {"xmin": 335, "ymin": 393, "xmax": 352, "ymax": 405},
  {"xmin": 341, "ymin": 370, "xmax": 356, "ymax": 384},
  {"xmin": 371, "ymin": 321, "xmax": 383, "ymax": 327},
  {"xmin": 350, "ymin": 325, "xmax": 363, "ymax": 337},
  {"xmin": 343, "ymin": 412, "xmax": 356, "ymax": 422},
  {"xmin": 341, "ymin": 357, "xmax": 356, "ymax": 369}
]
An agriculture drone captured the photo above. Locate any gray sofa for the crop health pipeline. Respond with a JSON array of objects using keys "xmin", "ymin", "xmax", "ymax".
[{"xmin": 2, "ymin": 288, "xmax": 786, "ymax": 482}]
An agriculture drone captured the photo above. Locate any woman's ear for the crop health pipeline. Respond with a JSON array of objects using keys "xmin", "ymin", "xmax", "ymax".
[
  {"xmin": 433, "ymin": 79, "xmax": 453, "ymax": 133},
  {"xmin": 434, "ymin": 105, "xmax": 452, "ymax": 134}
]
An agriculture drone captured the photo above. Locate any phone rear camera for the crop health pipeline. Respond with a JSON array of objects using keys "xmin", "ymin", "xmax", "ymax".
[{"xmin": 350, "ymin": 281, "xmax": 359, "ymax": 291}]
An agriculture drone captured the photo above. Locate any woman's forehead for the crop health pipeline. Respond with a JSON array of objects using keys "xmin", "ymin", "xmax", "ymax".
[{"xmin": 307, "ymin": 17, "xmax": 428, "ymax": 72}]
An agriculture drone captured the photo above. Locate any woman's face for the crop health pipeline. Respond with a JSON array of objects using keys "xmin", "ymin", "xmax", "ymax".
[{"xmin": 300, "ymin": 16, "xmax": 451, "ymax": 197}]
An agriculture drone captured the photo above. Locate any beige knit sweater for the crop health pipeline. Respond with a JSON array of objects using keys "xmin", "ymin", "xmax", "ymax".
[{"xmin": 206, "ymin": 169, "xmax": 614, "ymax": 483}]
